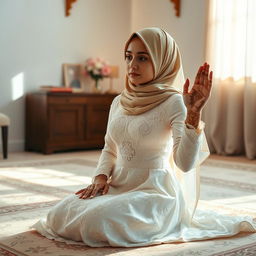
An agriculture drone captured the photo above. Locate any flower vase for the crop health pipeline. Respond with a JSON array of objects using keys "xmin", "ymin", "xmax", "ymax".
[{"xmin": 93, "ymin": 79, "xmax": 102, "ymax": 93}]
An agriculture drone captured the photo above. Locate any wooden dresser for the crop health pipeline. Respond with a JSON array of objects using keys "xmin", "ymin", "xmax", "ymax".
[{"xmin": 25, "ymin": 92, "xmax": 118, "ymax": 154}]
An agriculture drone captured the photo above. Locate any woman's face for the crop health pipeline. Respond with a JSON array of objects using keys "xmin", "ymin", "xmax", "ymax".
[{"xmin": 125, "ymin": 37, "xmax": 154, "ymax": 86}]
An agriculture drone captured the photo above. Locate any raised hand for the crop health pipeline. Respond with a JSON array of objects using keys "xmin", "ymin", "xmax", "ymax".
[
  {"xmin": 183, "ymin": 63, "xmax": 213, "ymax": 113},
  {"xmin": 182, "ymin": 63, "xmax": 213, "ymax": 129},
  {"xmin": 75, "ymin": 174, "xmax": 109, "ymax": 199}
]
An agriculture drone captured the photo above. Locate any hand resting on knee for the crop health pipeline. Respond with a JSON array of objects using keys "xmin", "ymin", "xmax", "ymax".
[{"xmin": 75, "ymin": 174, "xmax": 109, "ymax": 199}]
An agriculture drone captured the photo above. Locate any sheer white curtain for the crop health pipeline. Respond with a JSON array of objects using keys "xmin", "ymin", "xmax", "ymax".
[{"xmin": 203, "ymin": 0, "xmax": 256, "ymax": 159}]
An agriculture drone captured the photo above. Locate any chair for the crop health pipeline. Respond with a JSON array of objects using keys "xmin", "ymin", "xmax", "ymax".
[{"xmin": 0, "ymin": 113, "xmax": 10, "ymax": 159}]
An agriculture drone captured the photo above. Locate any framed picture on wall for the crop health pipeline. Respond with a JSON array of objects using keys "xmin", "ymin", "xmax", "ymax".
[{"xmin": 63, "ymin": 63, "xmax": 84, "ymax": 91}]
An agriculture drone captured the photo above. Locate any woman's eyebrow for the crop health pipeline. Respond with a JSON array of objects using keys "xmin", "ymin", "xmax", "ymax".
[{"xmin": 125, "ymin": 50, "xmax": 149, "ymax": 55}]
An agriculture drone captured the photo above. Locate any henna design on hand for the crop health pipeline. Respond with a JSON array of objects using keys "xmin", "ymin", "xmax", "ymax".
[{"xmin": 183, "ymin": 62, "xmax": 213, "ymax": 128}]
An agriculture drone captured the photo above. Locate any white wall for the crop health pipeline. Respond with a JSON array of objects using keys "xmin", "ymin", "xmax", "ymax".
[
  {"xmin": 0, "ymin": 0, "xmax": 131, "ymax": 151},
  {"xmin": 0, "ymin": 0, "xmax": 207, "ymax": 152}
]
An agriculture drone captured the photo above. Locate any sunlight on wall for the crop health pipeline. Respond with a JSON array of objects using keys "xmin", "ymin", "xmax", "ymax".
[
  {"xmin": 11, "ymin": 72, "xmax": 24, "ymax": 100},
  {"xmin": 207, "ymin": 0, "xmax": 256, "ymax": 82}
]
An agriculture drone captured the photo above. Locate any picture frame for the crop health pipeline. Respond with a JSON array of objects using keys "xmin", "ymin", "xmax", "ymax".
[{"xmin": 63, "ymin": 63, "xmax": 84, "ymax": 91}]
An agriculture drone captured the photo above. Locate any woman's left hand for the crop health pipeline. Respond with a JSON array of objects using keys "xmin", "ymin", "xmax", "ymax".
[{"xmin": 183, "ymin": 62, "xmax": 213, "ymax": 113}]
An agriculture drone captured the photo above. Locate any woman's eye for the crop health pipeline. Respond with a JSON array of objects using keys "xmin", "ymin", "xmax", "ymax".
[
  {"xmin": 125, "ymin": 55, "xmax": 132, "ymax": 61},
  {"xmin": 138, "ymin": 56, "xmax": 148, "ymax": 62}
]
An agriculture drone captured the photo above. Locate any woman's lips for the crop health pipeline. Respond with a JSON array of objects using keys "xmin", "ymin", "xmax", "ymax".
[{"xmin": 129, "ymin": 73, "xmax": 140, "ymax": 78}]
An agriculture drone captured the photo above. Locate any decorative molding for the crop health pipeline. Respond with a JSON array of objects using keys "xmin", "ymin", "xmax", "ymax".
[
  {"xmin": 65, "ymin": 0, "xmax": 78, "ymax": 17},
  {"xmin": 65, "ymin": 1, "xmax": 180, "ymax": 17},
  {"xmin": 170, "ymin": 0, "xmax": 180, "ymax": 17}
]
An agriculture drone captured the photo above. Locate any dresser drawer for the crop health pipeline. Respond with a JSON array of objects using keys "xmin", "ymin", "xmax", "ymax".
[{"xmin": 48, "ymin": 96, "xmax": 86, "ymax": 104}]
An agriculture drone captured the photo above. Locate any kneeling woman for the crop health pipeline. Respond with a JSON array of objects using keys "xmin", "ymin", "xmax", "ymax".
[{"xmin": 32, "ymin": 27, "xmax": 256, "ymax": 247}]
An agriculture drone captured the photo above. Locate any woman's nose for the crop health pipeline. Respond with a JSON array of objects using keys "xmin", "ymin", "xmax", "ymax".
[{"xmin": 129, "ymin": 58, "xmax": 138, "ymax": 69}]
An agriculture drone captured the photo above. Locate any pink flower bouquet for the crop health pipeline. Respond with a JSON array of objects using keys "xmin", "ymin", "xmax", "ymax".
[{"xmin": 84, "ymin": 57, "xmax": 111, "ymax": 89}]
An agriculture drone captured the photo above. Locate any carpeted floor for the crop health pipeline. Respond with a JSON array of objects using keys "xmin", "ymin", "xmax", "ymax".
[{"xmin": 0, "ymin": 152, "xmax": 255, "ymax": 256}]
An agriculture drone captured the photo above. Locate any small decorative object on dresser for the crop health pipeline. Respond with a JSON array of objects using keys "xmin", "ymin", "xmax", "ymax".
[
  {"xmin": 25, "ymin": 91, "xmax": 117, "ymax": 154},
  {"xmin": 84, "ymin": 57, "xmax": 111, "ymax": 93},
  {"xmin": 40, "ymin": 85, "xmax": 73, "ymax": 93},
  {"xmin": 63, "ymin": 63, "xmax": 84, "ymax": 92},
  {"xmin": 107, "ymin": 65, "xmax": 119, "ymax": 93}
]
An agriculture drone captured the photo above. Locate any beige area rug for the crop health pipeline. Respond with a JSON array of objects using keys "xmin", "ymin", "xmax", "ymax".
[{"xmin": 0, "ymin": 157, "xmax": 255, "ymax": 256}]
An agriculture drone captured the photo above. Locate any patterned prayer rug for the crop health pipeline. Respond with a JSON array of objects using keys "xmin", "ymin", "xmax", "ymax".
[{"xmin": 0, "ymin": 157, "xmax": 255, "ymax": 256}]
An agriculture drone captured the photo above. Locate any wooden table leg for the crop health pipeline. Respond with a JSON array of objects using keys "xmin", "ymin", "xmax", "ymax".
[{"xmin": 1, "ymin": 126, "xmax": 8, "ymax": 159}]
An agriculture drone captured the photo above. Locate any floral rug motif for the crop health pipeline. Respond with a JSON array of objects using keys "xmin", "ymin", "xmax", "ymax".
[{"xmin": 0, "ymin": 157, "xmax": 255, "ymax": 256}]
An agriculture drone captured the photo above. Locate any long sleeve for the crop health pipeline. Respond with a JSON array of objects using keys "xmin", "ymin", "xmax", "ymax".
[
  {"xmin": 93, "ymin": 96, "xmax": 119, "ymax": 178},
  {"xmin": 169, "ymin": 94, "xmax": 204, "ymax": 172}
]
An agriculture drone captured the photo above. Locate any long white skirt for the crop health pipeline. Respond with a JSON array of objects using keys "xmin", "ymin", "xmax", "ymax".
[{"xmin": 32, "ymin": 166, "xmax": 256, "ymax": 247}]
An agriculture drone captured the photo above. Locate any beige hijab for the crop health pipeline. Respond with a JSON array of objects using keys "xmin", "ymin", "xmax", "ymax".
[
  {"xmin": 121, "ymin": 28, "xmax": 210, "ymax": 223},
  {"xmin": 120, "ymin": 27, "xmax": 184, "ymax": 115}
]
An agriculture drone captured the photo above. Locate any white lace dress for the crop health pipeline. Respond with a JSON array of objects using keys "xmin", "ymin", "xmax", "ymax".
[{"xmin": 33, "ymin": 94, "xmax": 256, "ymax": 247}]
